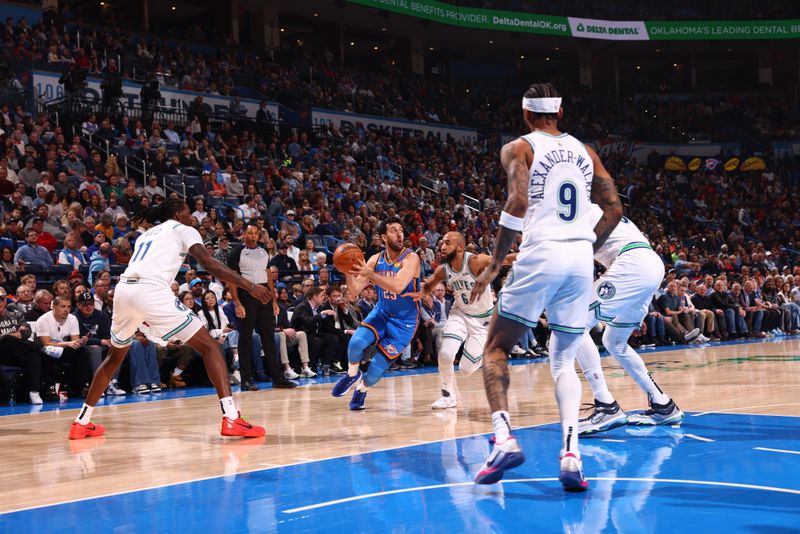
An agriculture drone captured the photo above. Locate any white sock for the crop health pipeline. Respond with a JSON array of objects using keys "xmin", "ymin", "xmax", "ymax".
[
  {"xmin": 491, "ymin": 410, "xmax": 512, "ymax": 443},
  {"xmin": 347, "ymin": 362, "xmax": 360, "ymax": 377},
  {"xmin": 173, "ymin": 368, "xmax": 184, "ymax": 377},
  {"xmin": 576, "ymin": 331, "xmax": 615, "ymax": 404},
  {"xmin": 75, "ymin": 403, "xmax": 94, "ymax": 425},
  {"xmin": 550, "ymin": 332, "xmax": 582, "ymax": 457},
  {"xmin": 356, "ymin": 381, "xmax": 369, "ymax": 393},
  {"xmin": 220, "ymin": 396, "xmax": 238, "ymax": 420}
]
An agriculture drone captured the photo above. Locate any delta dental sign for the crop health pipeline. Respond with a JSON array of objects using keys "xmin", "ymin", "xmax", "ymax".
[
  {"xmin": 349, "ymin": 0, "xmax": 800, "ymax": 41},
  {"xmin": 310, "ymin": 108, "xmax": 477, "ymax": 143}
]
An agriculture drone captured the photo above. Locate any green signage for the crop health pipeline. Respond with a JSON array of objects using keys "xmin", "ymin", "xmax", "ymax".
[{"xmin": 349, "ymin": 0, "xmax": 800, "ymax": 41}]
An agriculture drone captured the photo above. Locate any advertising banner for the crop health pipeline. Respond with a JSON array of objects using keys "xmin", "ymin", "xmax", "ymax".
[
  {"xmin": 349, "ymin": 0, "xmax": 800, "ymax": 41},
  {"xmin": 32, "ymin": 70, "xmax": 278, "ymax": 119},
  {"xmin": 310, "ymin": 108, "xmax": 478, "ymax": 143}
]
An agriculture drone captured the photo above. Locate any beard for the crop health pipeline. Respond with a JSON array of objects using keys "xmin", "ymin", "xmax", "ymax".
[
  {"xmin": 386, "ymin": 238, "xmax": 403, "ymax": 253},
  {"xmin": 443, "ymin": 249, "xmax": 457, "ymax": 264}
]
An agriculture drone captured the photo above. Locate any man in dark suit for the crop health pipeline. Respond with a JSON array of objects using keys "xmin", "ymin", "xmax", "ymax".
[
  {"xmin": 319, "ymin": 286, "xmax": 362, "ymax": 374},
  {"xmin": 290, "ymin": 287, "xmax": 339, "ymax": 372}
]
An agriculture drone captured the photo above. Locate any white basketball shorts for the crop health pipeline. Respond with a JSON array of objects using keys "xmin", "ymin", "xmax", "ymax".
[
  {"xmin": 442, "ymin": 308, "xmax": 491, "ymax": 366},
  {"xmin": 498, "ymin": 240, "xmax": 594, "ymax": 334},
  {"xmin": 110, "ymin": 279, "xmax": 204, "ymax": 348},
  {"xmin": 588, "ymin": 247, "xmax": 664, "ymax": 330}
]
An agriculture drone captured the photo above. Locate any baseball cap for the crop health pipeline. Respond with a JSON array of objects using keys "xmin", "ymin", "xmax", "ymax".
[
  {"xmin": 286, "ymin": 210, "xmax": 296, "ymax": 216},
  {"xmin": 277, "ymin": 241, "xmax": 288, "ymax": 249},
  {"xmin": 77, "ymin": 292, "xmax": 94, "ymax": 304},
  {"xmin": 189, "ymin": 278, "xmax": 204, "ymax": 288}
]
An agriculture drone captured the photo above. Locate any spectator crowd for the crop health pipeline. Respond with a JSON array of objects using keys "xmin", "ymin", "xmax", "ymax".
[{"xmin": 0, "ymin": 14, "xmax": 799, "ymax": 405}]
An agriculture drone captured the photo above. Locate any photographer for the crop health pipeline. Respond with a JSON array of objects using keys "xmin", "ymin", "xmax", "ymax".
[
  {"xmin": 140, "ymin": 76, "xmax": 160, "ymax": 125},
  {"xmin": 100, "ymin": 71, "xmax": 123, "ymax": 118}
]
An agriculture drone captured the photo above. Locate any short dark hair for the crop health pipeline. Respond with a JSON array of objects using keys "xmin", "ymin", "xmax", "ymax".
[
  {"xmin": 378, "ymin": 216, "xmax": 403, "ymax": 236},
  {"xmin": 305, "ymin": 286, "xmax": 324, "ymax": 300}
]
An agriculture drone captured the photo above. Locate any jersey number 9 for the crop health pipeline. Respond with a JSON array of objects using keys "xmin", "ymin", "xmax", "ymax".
[{"xmin": 557, "ymin": 182, "xmax": 578, "ymax": 223}]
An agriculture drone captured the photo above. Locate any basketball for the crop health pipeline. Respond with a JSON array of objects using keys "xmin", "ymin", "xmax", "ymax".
[{"xmin": 333, "ymin": 243, "xmax": 364, "ymax": 274}]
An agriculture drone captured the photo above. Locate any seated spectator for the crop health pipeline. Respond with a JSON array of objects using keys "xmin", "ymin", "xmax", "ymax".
[
  {"xmin": 656, "ymin": 281, "xmax": 700, "ymax": 344},
  {"xmin": 88, "ymin": 243, "xmax": 111, "ymax": 285},
  {"xmin": 269, "ymin": 241, "xmax": 298, "ymax": 280},
  {"xmin": 128, "ymin": 328, "xmax": 164, "ymax": 394},
  {"xmin": 731, "ymin": 282, "xmax": 763, "ymax": 338},
  {"xmin": 57, "ymin": 234, "xmax": 87, "ymax": 269},
  {"xmin": 14, "ymin": 229, "xmax": 53, "ymax": 270},
  {"xmin": 290, "ymin": 286, "xmax": 338, "ymax": 372},
  {"xmin": 274, "ymin": 294, "xmax": 315, "ymax": 380},
  {"xmin": 319, "ymin": 285, "xmax": 361, "ymax": 373},
  {"xmin": 0, "ymin": 287, "xmax": 42, "ymax": 404},
  {"xmin": 72, "ymin": 291, "xmax": 124, "ymax": 396},
  {"xmin": 34, "ymin": 295, "xmax": 91, "ymax": 397},
  {"xmin": 777, "ymin": 281, "xmax": 800, "ymax": 334},
  {"xmin": 692, "ymin": 283, "xmax": 726, "ymax": 340}
]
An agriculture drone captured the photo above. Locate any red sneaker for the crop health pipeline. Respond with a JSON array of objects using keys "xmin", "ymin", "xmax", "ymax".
[
  {"xmin": 221, "ymin": 412, "xmax": 265, "ymax": 438},
  {"xmin": 69, "ymin": 421, "xmax": 106, "ymax": 440}
]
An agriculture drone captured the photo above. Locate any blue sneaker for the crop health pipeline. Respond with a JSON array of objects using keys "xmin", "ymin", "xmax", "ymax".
[
  {"xmin": 350, "ymin": 388, "xmax": 367, "ymax": 410},
  {"xmin": 559, "ymin": 452, "xmax": 589, "ymax": 492},
  {"xmin": 331, "ymin": 370, "xmax": 362, "ymax": 397},
  {"xmin": 474, "ymin": 436, "xmax": 525, "ymax": 485}
]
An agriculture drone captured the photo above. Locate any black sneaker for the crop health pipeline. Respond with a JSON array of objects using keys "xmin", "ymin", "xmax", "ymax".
[
  {"xmin": 272, "ymin": 378, "xmax": 298, "ymax": 389},
  {"xmin": 578, "ymin": 399, "xmax": 628, "ymax": 435},
  {"xmin": 241, "ymin": 382, "xmax": 259, "ymax": 392}
]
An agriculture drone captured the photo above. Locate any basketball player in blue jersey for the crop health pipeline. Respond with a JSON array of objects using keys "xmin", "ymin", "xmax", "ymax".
[
  {"xmin": 469, "ymin": 82, "xmax": 623, "ymax": 491},
  {"xmin": 331, "ymin": 217, "xmax": 421, "ymax": 410}
]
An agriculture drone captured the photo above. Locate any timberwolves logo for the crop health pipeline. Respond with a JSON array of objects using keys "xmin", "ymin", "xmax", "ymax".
[
  {"xmin": 175, "ymin": 299, "xmax": 188, "ymax": 312},
  {"xmin": 597, "ymin": 281, "xmax": 616, "ymax": 300}
]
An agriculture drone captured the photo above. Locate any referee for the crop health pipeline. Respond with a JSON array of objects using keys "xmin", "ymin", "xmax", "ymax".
[{"xmin": 227, "ymin": 224, "xmax": 297, "ymax": 390}]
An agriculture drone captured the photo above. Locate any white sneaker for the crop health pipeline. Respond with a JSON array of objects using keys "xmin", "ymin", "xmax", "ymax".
[
  {"xmin": 133, "ymin": 384, "xmax": 150, "ymax": 394},
  {"xmin": 105, "ymin": 380, "xmax": 126, "ymax": 396},
  {"xmin": 283, "ymin": 368, "xmax": 300, "ymax": 380},
  {"xmin": 299, "ymin": 367, "xmax": 317, "ymax": 378},
  {"xmin": 149, "ymin": 383, "xmax": 162, "ymax": 393},
  {"xmin": 697, "ymin": 334, "xmax": 710, "ymax": 343},
  {"xmin": 510, "ymin": 345, "xmax": 526, "ymax": 355},
  {"xmin": 28, "ymin": 391, "xmax": 43, "ymax": 405},
  {"xmin": 431, "ymin": 395, "xmax": 457, "ymax": 410},
  {"xmin": 559, "ymin": 452, "xmax": 589, "ymax": 492},
  {"xmin": 230, "ymin": 370, "xmax": 241, "ymax": 385},
  {"xmin": 684, "ymin": 328, "xmax": 700, "ymax": 342}
]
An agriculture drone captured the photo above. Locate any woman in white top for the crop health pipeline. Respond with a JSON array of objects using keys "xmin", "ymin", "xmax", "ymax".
[{"xmin": 57, "ymin": 234, "xmax": 87, "ymax": 269}]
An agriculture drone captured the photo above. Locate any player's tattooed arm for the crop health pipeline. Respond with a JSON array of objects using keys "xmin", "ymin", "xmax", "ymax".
[
  {"xmin": 470, "ymin": 140, "xmax": 530, "ymax": 303},
  {"xmin": 586, "ymin": 145, "xmax": 623, "ymax": 252}
]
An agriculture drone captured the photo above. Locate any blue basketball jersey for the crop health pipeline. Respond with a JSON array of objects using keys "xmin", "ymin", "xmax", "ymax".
[{"xmin": 374, "ymin": 248, "xmax": 420, "ymax": 320}]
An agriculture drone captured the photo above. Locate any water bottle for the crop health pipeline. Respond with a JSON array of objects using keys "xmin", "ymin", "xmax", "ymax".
[{"xmin": 323, "ymin": 363, "xmax": 331, "ymax": 376}]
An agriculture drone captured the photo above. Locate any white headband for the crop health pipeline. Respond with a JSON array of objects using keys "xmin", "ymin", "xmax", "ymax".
[{"xmin": 521, "ymin": 97, "xmax": 562, "ymax": 113}]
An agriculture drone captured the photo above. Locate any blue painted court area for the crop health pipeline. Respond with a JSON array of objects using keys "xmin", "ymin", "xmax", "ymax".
[{"xmin": 4, "ymin": 413, "xmax": 800, "ymax": 533}]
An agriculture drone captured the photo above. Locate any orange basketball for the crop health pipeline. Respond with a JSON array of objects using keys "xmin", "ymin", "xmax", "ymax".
[{"xmin": 333, "ymin": 243, "xmax": 364, "ymax": 274}]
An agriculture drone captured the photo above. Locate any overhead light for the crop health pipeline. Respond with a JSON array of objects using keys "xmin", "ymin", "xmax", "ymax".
[
  {"xmin": 313, "ymin": 12, "xmax": 319, "ymax": 17},
  {"xmin": 100, "ymin": 1, "xmax": 105, "ymax": 5},
  {"xmin": 373, "ymin": 45, "xmax": 379, "ymax": 50},
  {"xmin": 488, "ymin": 40, "xmax": 493, "ymax": 44},
  {"xmin": 655, "ymin": 48, "xmax": 661, "ymax": 53},
  {"xmin": 546, "ymin": 57, "xmax": 550, "ymax": 61},
  {"xmin": 673, "ymin": 63, "xmax": 678, "ymax": 67},
  {"xmin": 520, "ymin": 55, "xmax": 525, "ymax": 59},
  {"xmin": 350, "ymin": 41, "xmax": 355, "ymax": 46},
  {"xmin": 171, "ymin": 5, "xmax": 176, "ymax": 10},
  {"xmin": 466, "ymin": 88, "xmax": 470, "ymax": 93},
  {"xmin": 280, "ymin": 28, "xmax": 285, "ymax": 32},
  {"xmin": 727, "ymin": 48, "xmax": 733, "ymax": 52},
  {"xmin": 554, "ymin": 47, "xmax": 560, "ymax": 51},
  {"xmin": 381, "ymin": 27, "xmax": 387, "ymax": 32},
  {"xmin": 636, "ymin": 65, "xmax": 641, "ymax": 70},
  {"xmin": 429, "ymin": 47, "xmax": 434, "ymax": 51}
]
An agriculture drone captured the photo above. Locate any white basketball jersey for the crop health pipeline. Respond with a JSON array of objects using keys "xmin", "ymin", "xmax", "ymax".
[
  {"xmin": 445, "ymin": 252, "xmax": 494, "ymax": 316},
  {"xmin": 122, "ymin": 221, "xmax": 203, "ymax": 287},
  {"xmin": 588, "ymin": 204, "xmax": 651, "ymax": 268},
  {"xmin": 518, "ymin": 131, "xmax": 596, "ymax": 248}
]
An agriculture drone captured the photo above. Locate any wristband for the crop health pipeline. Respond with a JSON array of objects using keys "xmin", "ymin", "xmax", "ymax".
[{"xmin": 499, "ymin": 211, "xmax": 524, "ymax": 231}]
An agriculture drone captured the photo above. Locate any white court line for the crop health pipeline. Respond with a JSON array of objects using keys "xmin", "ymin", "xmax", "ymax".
[
  {"xmin": 282, "ymin": 476, "xmax": 800, "ymax": 514},
  {"xmin": 601, "ymin": 439, "xmax": 625, "ymax": 443},
  {"xmin": 0, "ymin": 420, "xmax": 556, "ymax": 515},
  {"xmin": 294, "ymin": 457, "xmax": 317, "ymax": 462},
  {"xmin": 410, "ymin": 440, "xmax": 431, "ymax": 444},
  {"xmin": 754, "ymin": 447, "xmax": 800, "ymax": 456},
  {"xmin": 685, "ymin": 434, "xmax": 715, "ymax": 443},
  {"xmin": 691, "ymin": 403, "xmax": 800, "ymax": 417}
]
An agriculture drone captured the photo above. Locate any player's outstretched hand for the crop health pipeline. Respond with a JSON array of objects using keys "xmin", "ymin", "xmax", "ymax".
[
  {"xmin": 470, "ymin": 259, "xmax": 501, "ymax": 304},
  {"xmin": 348, "ymin": 258, "xmax": 372, "ymax": 279},
  {"xmin": 249, "ymin": 284, "xmax": 271, "ymax": 305},
  {"xmin": 402, "ymin": 291, "xmax": 425, "ymax": 302}
]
